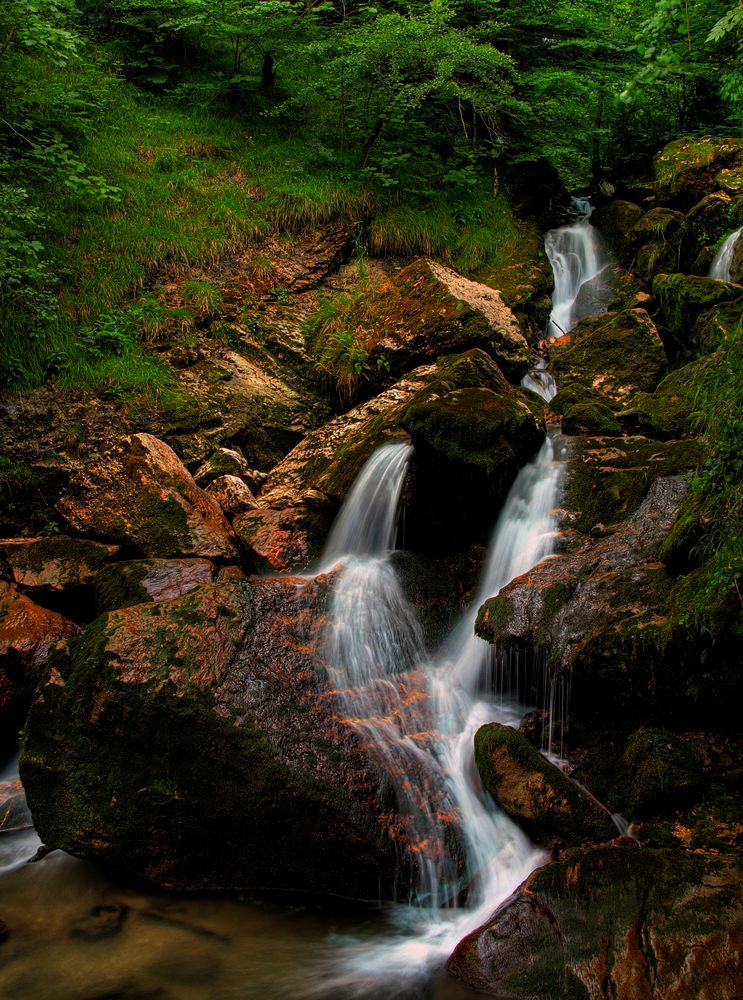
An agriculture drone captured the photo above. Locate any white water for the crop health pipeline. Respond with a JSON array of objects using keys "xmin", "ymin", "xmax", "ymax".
[
  {"xmin": 708, "ymin": 227, "xmax": 741, "ymax": 282},
  {"xmin": 319, "ymin": 434, "xmax": 566, "ymax": 991},
  {"xmin": 544, "ymin": 198, "xmax": 608, "ymax": 339},
  {"xmin": 521, "ymin": 358, "xmax": 557, "ymax": 402}
]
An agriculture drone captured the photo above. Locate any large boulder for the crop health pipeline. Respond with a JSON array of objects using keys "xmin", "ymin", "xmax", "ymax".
[
  {"xmin": 550, "ymin": 308, "xmax": 667, "ymax": 406},
  {"xmin": 19, "ymin": 576, "xmax": 449, "ymax": 897},
  {"xmin": 652, "ymin": 273, "xmax": 742, "ymax": 350},
  {"xmin": 683, "ymin": 191, "xmax": 734, "ymax": 273},
  {"xmin": 55, "ymin": 433, "xmax": 239, "ymax": 560},
  {"xmin": 475, "ymin": 476, "xmax": 714, "ymax": 727},
  {"xmin": 590, "ymin": 200, "xmax": 645, "ymax": 262},
  {"xmin": 632, "ymin": 207, "xmax": 687, "ymax": 282},
  {"xmin": 631, "ymin": 354, "xmax": 720, "ymax": 439},
  {"xmin": 94, "ymin": 558, "xmax": 220, "ymax": 613},
  {"xmin": 474, "ymin": 723, "xmax": 616, "ymax": 845},
  {"xmin": 259, "ymin": 350, "xmax": 544, "ymax": 553},
  {"xmin": 309, "ymin": 258, "xmax": 530, "ymax": 388},
  {"xmin": 477, "ymin": 219, "xmax": 554, "ymax": 334},
  {"xmin": 608, "ymin": 726, "xmax": 706, "ymax": 819},
  {"xmin": 0, "ymin": 536, "xmax": 119, "ymax": 594},
  {"xmin": 654, "ymin": 136, "xmax": 743, "ymax": 211},
  {"xmin": 0, "ymin": 581, "xmax": 78, "ymax": 747},
  {"xmin": 447, "ymin": 846, "xmax": 743, "ymax": 999}
]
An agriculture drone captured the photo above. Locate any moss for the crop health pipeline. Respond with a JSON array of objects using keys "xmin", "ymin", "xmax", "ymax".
[
  {"xmin": 475, "ymin": 593, "xmax": 514, "ymax": 641},
  {"xmin": 562, "ymin": 400, "xmax": 622, "ymax": 436},
  {"xmin": 693, "ymin": 299, "xmax": 743, "ymax": 355},
  {"xmin": 94, "ymin": 561, "xmax": 154, "ymax": 612},
  {"xmin": 653, "ymin": 273, "xmax": 742, "ymax": 347},
  {"xmin": 632, "ymin": 353, "xmax": 719, "ymax": 440},
  {"xmin": 608, "ymin": 726, "xmax": 705, "ymax": 818}
]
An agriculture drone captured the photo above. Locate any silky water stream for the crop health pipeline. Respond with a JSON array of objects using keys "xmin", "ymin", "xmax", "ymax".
[{"xmin": 0, "ymin": 204, "xmax": 617, "ymax": 999}]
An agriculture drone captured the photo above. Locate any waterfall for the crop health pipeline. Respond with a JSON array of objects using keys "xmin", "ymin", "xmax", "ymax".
[
  {"xmin": 320, "ymin": 433, "xmax": 565, "ymax": 991},
  {"xmin": 544, "ymin": 198, "xmax": 608, "ymax": 339},
  {"xmin": 709, "ymin": 227, "xmax": 741, "ymax": 282},
  {"xmin": 522, "ymin": 358, "xmax": 557, "ymax": 402}
]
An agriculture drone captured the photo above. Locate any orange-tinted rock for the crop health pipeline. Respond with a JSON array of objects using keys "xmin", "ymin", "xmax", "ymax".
[
  {"xmin": 204, "ymin": 475, "xmax": 259, "ymax": 518},
  {"xmin": 0, "ymin": 581, "xmax": 78, "ymax": 744},
  {"xmin": 94, "ymin": 558, "xmax": 219, "ymax": 612},
  {"xmin": 56, "ymin": 433, "xmax": 238, "ymax": 560},
  {"xmin": 193, "ymin": 448, "xmax": 250, "ymax": 487},
  {"xmin": 233, "ymin": 506, "xmax": 330, "ymax": 573},
  {"xmin": 0, "ymin": 536, "xmax": 119, "ymax": 593},
  {"xmin": 447, "ymin": 846, "xmax": 743, "ymax": 1000}
]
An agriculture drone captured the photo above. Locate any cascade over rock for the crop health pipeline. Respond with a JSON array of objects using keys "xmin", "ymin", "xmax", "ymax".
[
  {"xmin": 20, "ymin": 575, "xmax": 426, "ymax": 897},
  {"xmin": 447, "ymin": 846, "xmax": 743, "ymax": 1000},
  {"xmin": 56, "ymin": 433, "xmax": 239, "ymax": 561},
  {"xmin": 474, "ymin": 723, "xmax": 616, "ymax": 845}
]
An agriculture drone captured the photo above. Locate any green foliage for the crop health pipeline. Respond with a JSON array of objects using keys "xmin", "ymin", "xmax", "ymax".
[{"xmin": 304, "ymin": 279, "xmax": 371, "ymax": 403}]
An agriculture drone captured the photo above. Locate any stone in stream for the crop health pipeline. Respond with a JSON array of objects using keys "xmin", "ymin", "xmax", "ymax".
[
  {"xmin": 447, "ymin": 845, "xmax": 743, "ymax": 999},
  {"xmin": 20, "ymin": 575, "xmax": 459, "ymax": 898}
]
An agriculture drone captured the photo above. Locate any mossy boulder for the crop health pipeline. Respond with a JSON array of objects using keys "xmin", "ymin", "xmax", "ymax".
[
  {"xmin": 653, "ymin": 273, "xmax": 743, "ymax": 349},
  {"xmin": 0, "ymin": 581, "xmax": 78, "ymax": 750},
  {"xmin": 320, "ymin": 257, "xmax": 531, "ymax": 386},
  {"xmin": 683, "ymin": 191, "xmax": 734, "ymax": 272},
  {"xmin": 233, "ymin": 505, "xmax": 332, "ymax": 573},
  {"xmin": 203, "ymin": 474, "xmax": 259, "ymax": 518},
  {"xmin": 19, "ymin": 576, "xmax": 436, "ymax": 897},
  {"xmin": 55, "ymin": 433, "xmax": 239, "ymax": 561},
  {"xmin": 608, "ymin": 726, "xmax": 705, "ymax": 818},
  {"xmin": 193, "ymin": 447, "xmax": 249, "ymax": 487},
  {"xmin": 474, "ymin": 723, "xmax": 616, "ymax": 845},
  {"xmin": 0, "ymin": 536, "xmax": 119, "ymax": 594},
  {"xmin": 632, "ymin": 354, "xmax": 718, "ymax": 439},
  {"xmin": 550, "ymin": 308, "xmax": 667, "ymax": 406},
  {"xmin": 590, "ymin": 200, "xmax": 645, "ymax": 262},
  {"xmin": 561, "ymin": 399, "xmax": 622, "ymax": 437},
  {"xmin": 632, "ymin": 207, "xmax": 686, "ymax": 282},
  {"xmin": 654, "ymin": 136, "xmax": 743, "ymax": 210},
  {"xmin": 477, "ymin": 219, "xmax": 554, "ymax": 334},
  {"xmin": 94, "ymin": 558, "xmax": 219, "ymax": 613},
  {"xmin": 447, "ymin": 846, "xmax": 743, "ymax": 999}
]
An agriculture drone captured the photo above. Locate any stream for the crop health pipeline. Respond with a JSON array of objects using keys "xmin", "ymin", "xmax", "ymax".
[{"xmin": 0, "ymin": 203, "xmax": 610, "ymax": 999}]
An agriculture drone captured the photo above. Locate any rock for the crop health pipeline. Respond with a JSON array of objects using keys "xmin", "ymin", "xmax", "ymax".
[
  {"xmin": 632, "ymin": 207, "xmax": 687, "ymax": 283},
  {"xmin": 570, "ymin": 264, "xmax": 644, "ymax": 320},
  {"xmin": 590, "ymin": 200, "xmax": 644, "ymax": 261},
  {"xmin": 653, "ymin": 273, "xmax": 742, "ymax": 349},
  {"xmin": 310, "ymin": 258, "xmax": 530, "ymax": 388},
  {"xmin": 233, "ymin": 506, "xmax": 331, "ymax": 573},
  {"xmin": 654, "ymin": 136, "xmax": 743, "ymax": 210},
  {"xmin": 259, "ymin": 350, "xmax": 543, "ymax": 550},
  {"xmin": 560, "ymin": 397, "xmax": 622, "ymax": 437},
  {"xmin": 56, "ymin": 433, "xmax": 238, "ymax": 560},
  {"xmin": 193, "ymin": 447, "xmax": 250, "ymax": 487},
  {"xmin": 474, "ymin": 723, "xmax": 616, "ymax": 844},
  {"xmin": 203, "ymin": 475, "xmax": 259, "ymax": 518},
  {"xmin": 731, "ymin": 228, "xmax": 743, "ymax": 283},
  {"xmin": 0, "ymin": 581, "xmax": 78, "ymax": 747},
  {"xmin": 20, "ymin": 577, "xmax": 438, "ymax": 897},
  {"xmin": 70, "ymin": 903, "xmax": 127, "ymax": 940},
  {"xmin": 0, "ymin": 537, "xmax": 119, "ymax": 594},
  {"xmin": 94, "ymin": 559, "xmax": 219, "ymax": 612},
  {"xmin": 609, "ymin": 726, "xmax": 705, "ymax": 818},
  {"xmin": 632, "ymin": 354, "xmax": 719, "ymax": 439},
  {"xmin": 447, "ymin": 846, "xmax": 743, "ymax": 999},
  {"xmin": 683, "ymin": 191, "xmax": 734, "ymax": 272},
  {"xmin": 550, "ymin": 308, "xmax": 667, "ymax": 406},
  {"xmin": 475, "ymin": 477, "xmax": 709, "ymax": 727},
  {"xmin": 477, "ymin": 220, "xmax": 554, "ymax": 334}
]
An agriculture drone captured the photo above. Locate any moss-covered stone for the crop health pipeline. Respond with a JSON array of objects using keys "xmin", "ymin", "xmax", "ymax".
[
  {"xmin": 683, "ymin": 191, "xmax": 734, "ymax": 272},
  {"xmin": 608, "ymin": 726, "xmax": 705, "ymax": 818},
  {"xmin": 653, "ymin": 272, "xmax": 742, "ymax": 350},
  {"xmin": 631, "ymin": 353, "xmax": 719, "ymax": 439},
  {"xmin": 193, "ymin": 447, "xmax": 249, "ymax": 487},
  {"xmin": 94, "ymin": 558, "xmax": 217, "ymax": 613},
  {"xmin": 561, "ymin": 399, "xmax": 622, "ymax": 436},
  {"xmin": 632, "ymin": 207, "xmax": 687, "ymax": 282},
  {"xmin": 0, "ymin": 536, "xmax": 119, "ymax": 593},
  {"xmin": 474, "ymin": 722, "xmax": 616, "ymax": 844},
  {"xmin": 590, "ymin": 200, "xmax": 644, "ymax": 262},
  {"xmin": 654, "ymin": 136, "xmax": 743, "ymax": 210},
  {"xmin": 477, "ymin": 218, "xmax": 554, "ymax": 334},
  {"xmin": 550, "ymin": 308, "xmax": 667, "ymax": 406}
]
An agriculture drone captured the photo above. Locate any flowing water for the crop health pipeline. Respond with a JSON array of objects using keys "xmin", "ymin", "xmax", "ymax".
[
  {"xmin": 709, "ymin": 227, "xmax": 741, "ymax": 282},
  {"xmin": 544, "ymin": 198, "xmax": 608, "ymax": 339}
]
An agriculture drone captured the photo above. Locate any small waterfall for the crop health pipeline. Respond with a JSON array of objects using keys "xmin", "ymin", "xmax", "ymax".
[
  {"xmin": 522, "ymin": 358, "xmax": 557, "ymax": 402},
  {"xmin": 544, "ymin": 198, "xmax": 608, "ymax": 339},
  {"xmin": 709, "ymin": 227, "xmax": 741, "ymax": 282}
]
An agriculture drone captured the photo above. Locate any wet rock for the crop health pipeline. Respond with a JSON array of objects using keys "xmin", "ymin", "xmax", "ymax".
[
  {"xmin": 70, "ymin": 903, "xmax": 127, "ymax": 940},
  {"xmin": 570, "ymin": 264, "xmax": 644, "ymax": 320},
  {"xmin": 631, "ymin": 353, "xmax": 720, "ymax": 439},
  {"xmin": 233, "ymin": 506, "xmax": 331, "ymax": 573},
  {"xmin": 313, "ymin": 257, "xmax": 530, "ymax": 387},
  {"xmin": 56, "ymin": 433, "xmax": 238, "ymax": 560},
  {"xmin": 632, "ymin": 207, "xmax": 686, "ymax": 282},
  {"xmin": 0, "ymin": 581, "xmax": 78, "ymax": 746},
  {"xmin": 654, "ymin": 136, "xmax": 743, "ymax": 211},
  {"xmin": 203, "ymin": 475, "xmax": 259, "ymax": 518},
  {"xmin": 94, "ymin": 559, "xmax": 219, "ymax": 612},
  {"xmin": 193, "ymin": 447, "xmax": 250, "ymax": 487},
  {"xmin": 475, "ymin": 477, "xmax": 706, "ymax": 727},
  {"xmin": 550, "ymin": 308, "xmax": 667, "ymax": 406},
  {"xmin": 608, "ymin": 726, "xmax": 706, "ymax": 818},
  {"xmin": 653, "ymin": 272, "xmax": 742, "ymax": 350},
  {"xmin": 478, "ymin": 220, "xmax": 554, "ymax": 334},
  {"xmin": 474, "ymin": 723, "xmax": 616, "ymax": 845},
  {"xmin": 591, "ymin": 200, "xmax": 644, "ymax": 261},
  {"xmin": 518, "ymin": 709, "xmax": 549, "ymax": 748},
  {"xmin": 260, "ymin": 350, "xmax": 543, "ymax": 550},
  {"xmin": 20, "ymin": 577, "xmax": 429, "ymax": 897},
  {"xmin": 0, "ymin": 537, "xmax": 119, "ymax": 594},
  {"xmin": 683, "ymin": 191, "xmax": 734, "ymax": 272},
  {"xmin": 447, "ymin": 846, "xmax": 743, "ymax": 999}
]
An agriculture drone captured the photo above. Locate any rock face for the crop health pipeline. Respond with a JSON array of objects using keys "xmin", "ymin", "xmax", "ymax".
[
  {"xmin": 550, "ymin": 308, "xmax": 666, "ymax": 405},
  {"xmin": 447, "ymin": 846, "xmax": 743, "ymax": 1000},
  {"xmin": 654, "ymin": 136, "xmax": 743, "ymax": 210},
  {"xmin": 94, "ymin": 558, "xmax": 220, "ymax": 612},
  {"xmin": 203, "ymin": 474, "xmax": 260, "ymax": 518},
  {"xmin": 0, "ymin": 536, "xmax": 119, "ymax": 594},
  {"xmin": 474, "ymin": 723, "xmax": 616, "ymax": 845},
  {"xmin": 0, "ymin": 581, "xmax": 78, "ymax": 746},
  {"xmin": 319, "ymin": 257, "xmax": 530, "ymax": 384},
  {"xmin": 652, "ymin": 273, "xmax": 742, "ymax": 348},
  {"xmin": 20, "ymin": 577, "xmax": 426, "ymax": 897},
  {"xmin": 608, "ymin": 726, "xmax": 705, "ymax": 818},
  {"xmin": 233, "ymin": 506, "xmax": 331, "ymax": 573},
  {"xmin": 56, "ymin": 433, "xmax": 239, "ymax": 560},
  {"xmin": 475, "ymin": 477, "xmax": 697, "ymax": 725}
]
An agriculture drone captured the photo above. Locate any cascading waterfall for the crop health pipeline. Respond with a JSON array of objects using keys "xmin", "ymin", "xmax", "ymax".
[
  {"xmin": 319, "ymin": 434, "xmax": 565, "ymax": 991},
  {"xmin": 709, "ymin": 227, "xmax": 741, "ymax": 282},
  {"xmin": 544, "ymin": 198, "xmax": 608, "ymax": 339}
]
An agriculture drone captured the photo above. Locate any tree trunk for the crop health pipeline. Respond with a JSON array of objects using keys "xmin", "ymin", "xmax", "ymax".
[{"xmin": 261, "ymin": 53, "xmax": 275, "ymax": 95}]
